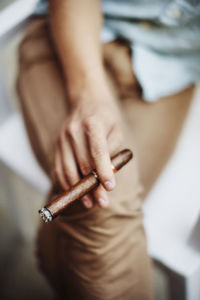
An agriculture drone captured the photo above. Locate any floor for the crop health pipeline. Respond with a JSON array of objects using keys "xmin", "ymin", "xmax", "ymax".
[{"xmin": 0, "ymin": 6, "xmax": 169, "ymax": 299}]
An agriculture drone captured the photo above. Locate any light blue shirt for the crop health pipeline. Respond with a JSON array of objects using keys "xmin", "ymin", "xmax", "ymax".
[{"xmin": 35, "ymin": 0, "xmax": 200, "ymax": 101}]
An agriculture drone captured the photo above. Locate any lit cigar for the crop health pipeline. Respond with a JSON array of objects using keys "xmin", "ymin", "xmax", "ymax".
[{"xmin": 39, "ymin": 149, "xmax": 133, "ymax": 223}]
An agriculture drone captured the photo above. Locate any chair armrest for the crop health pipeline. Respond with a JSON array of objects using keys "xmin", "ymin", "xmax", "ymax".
[
  {"xmin": 0, "ymin": 0, "xmax": 37, "ymax": 45},
  {"xmin": 0, "ymin": 113, "xmax": 51, "ymax": 193}
]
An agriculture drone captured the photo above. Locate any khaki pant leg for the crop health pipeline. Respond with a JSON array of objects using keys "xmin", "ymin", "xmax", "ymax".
[{"xmin": 17, "ymin": 18, "xmax": 68, "ymax": 176}]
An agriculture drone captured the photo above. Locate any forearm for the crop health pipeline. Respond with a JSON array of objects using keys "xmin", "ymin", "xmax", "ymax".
[{"xmin": 49, "ymin": 0, "xmax": 104, "ymax": 100}]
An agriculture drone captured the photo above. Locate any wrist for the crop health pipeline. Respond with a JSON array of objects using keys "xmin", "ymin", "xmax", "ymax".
[{"xmin": 66, "ymin": 67, "xmax": 111, "ymax": 106}]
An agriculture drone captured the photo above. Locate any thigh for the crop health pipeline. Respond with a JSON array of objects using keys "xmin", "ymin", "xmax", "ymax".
[{"xmin": 17, "ymin": 18, "xmax": 68, "ymax": 176}]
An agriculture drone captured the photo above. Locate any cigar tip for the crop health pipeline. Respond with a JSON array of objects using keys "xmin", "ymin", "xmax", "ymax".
[{"xmin": 39, "ymin": 207, "xmax": 53, "ymax": 223}]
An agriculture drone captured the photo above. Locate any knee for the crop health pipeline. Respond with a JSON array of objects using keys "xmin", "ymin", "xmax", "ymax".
[{"xmin": 18, "ymin": 20, "xmax": 54, "ymax": 69}]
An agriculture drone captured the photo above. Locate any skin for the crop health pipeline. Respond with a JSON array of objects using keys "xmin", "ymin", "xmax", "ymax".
[{"xmin": 49, "ymin": 0, "xmax": 123, "ymax": 209}]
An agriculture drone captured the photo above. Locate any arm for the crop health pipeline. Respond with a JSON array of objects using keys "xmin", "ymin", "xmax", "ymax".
[
  {"xmin": 49, "ymin": 0, "xmax": 104, "ymax": 98},
  {"xmin": 49, "ymin": 0, "xmax": 123, "ymax": 208}
]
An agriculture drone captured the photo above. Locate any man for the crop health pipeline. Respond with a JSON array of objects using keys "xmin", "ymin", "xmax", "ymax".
[{"xmin": 17, "ymin": 0, "xmax": 199, "ymax": 299}]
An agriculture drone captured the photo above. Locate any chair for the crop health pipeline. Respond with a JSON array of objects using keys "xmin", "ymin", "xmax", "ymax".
[{"xmin": 0, "ymin": 1, "xmax": 200, "ymax": 299}]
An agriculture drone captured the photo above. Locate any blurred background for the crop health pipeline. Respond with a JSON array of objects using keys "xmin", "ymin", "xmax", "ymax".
[
  {"xmin": 0, "ymin": 0, "xmax": 55, "ymax": 299},
  {"xmin": 0, "ymin": 1, "xmax": 200, "ymax": 300}
]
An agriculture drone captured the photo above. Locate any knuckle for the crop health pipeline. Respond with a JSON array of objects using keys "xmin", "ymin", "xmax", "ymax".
[
  {"xmin": 80, "ymin": 163, "xmax": 91, "ymax": 175},
  {"xmin": 66, "ymin": 121, "xmax": 78, "ymax": 138},
  {"xmin": 83, "ymin": 116, "xmax": 97, "ymax": 132},
  {"xmin": 91, "ymin": 145, "xmax": 105, "ymax": 159}
]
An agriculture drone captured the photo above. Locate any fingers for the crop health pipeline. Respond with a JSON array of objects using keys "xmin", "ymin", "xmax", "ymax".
[
  {"xmin": 59, "ymin": 130, "xmax": 80, "ymax": 185},
  {"xmin": 54, "ymin": 145, "xmax": 69, "ymax": 191},
  {"xmin": 93, "ymin": 185, "xmax": 109, "ymax": 208},
  {"xmin": 107, "ymin": 124, "xmax": 123, "ymax": 155},
  {"xmin": 91, "ymin": 125, "xmax": 124, "ymax": 208},
  {"xmin": 55, "ymin": 115, "xmax": 123, "ymax": 210},
  {"xmin": 59, "ymin": 129, "xmax": 94, "ymax": 209},
  {"xmin": 81, "ymin": 194, "xmax": 93, "ymax": 208},
  {"xmin": 67, "ymin": 122, "xmax": 92, "ymax": 176},
  {"xmin": 84, "ymin": 116, "xmax": 116, "ymax": 191}
]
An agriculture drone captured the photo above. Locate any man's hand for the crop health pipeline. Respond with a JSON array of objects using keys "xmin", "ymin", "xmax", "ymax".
[
  {"xmin": 50, "ymin": 0, "xmax": 123, "ymax": 208},
  {"xmin": 54, "ymin": 84, "xmax": 123, "ymax": 209}
]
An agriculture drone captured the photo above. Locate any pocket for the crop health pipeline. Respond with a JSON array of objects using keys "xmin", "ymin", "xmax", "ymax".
[{"xmin": 158, "ymin": 1, "xmax": 200, "ymax": 26}]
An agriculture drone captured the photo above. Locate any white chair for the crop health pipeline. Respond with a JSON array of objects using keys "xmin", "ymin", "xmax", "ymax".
[
  {"xmin": 143, "ymin": 85, "xmax": 200, "ymax": 300},
  {"xmin": 0, "ymin": 1, "xmax": 200, "ymax": 299}
]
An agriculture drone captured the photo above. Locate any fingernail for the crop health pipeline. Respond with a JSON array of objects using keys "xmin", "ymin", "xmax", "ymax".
[
  {"xmin": 98, "ymin": 197, "xmax": 109, "ymax": 207},
  {"xmin": 104, "ymin": 180, "xmax": 115, "ymax": 191},
  {"xmin": 83, "ymin": 197, "xmax": 92, "ymax": 208}
]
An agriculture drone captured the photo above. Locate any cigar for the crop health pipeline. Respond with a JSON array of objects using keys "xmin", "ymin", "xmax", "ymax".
[{"xmin": 39, "ymin": 149, "xmax": 133, "ymax": 223}]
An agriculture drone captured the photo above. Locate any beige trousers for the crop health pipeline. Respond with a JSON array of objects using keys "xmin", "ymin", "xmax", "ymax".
[{"xmin": 17, "ymin": 18, "xmax": 194, "ymax": 300}]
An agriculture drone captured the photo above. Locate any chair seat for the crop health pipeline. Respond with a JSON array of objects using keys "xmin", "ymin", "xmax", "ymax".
[{"xmin": 0, "ymin": 87, "xmax": 200, "ymax": 279}]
